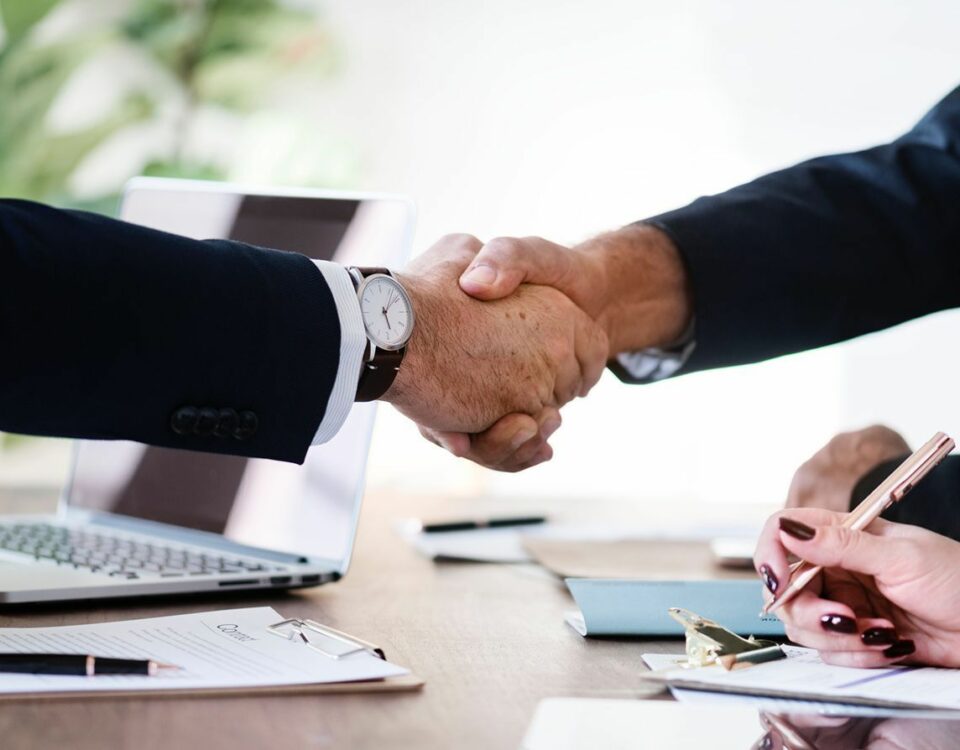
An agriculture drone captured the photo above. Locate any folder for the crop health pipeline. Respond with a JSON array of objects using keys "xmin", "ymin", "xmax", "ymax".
[{"xmin": 565, "ymin": 579, "xmax": 785, "ymax": 637}]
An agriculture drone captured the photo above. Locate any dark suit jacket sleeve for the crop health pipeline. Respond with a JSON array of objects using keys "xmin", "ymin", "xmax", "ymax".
[
  {"xmin": 646, "ymin": 84, "xmax": 960, "ymax": 374},
  {"xmin": 0, "ymin": 199, "xmax": 340, "ymax": 463},
  {"xmin": 852, "ymin": 454, "xmax": 960, "ymax": 541}
]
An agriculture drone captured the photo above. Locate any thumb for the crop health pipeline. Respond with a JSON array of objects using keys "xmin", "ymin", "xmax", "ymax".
[
  {"xmin": 780, "ymin": 521, "xmax": 896, "ymax": 579},
  {"xmin": 459, "ymin": 237, "xmax": 573, "ymax": 301}
]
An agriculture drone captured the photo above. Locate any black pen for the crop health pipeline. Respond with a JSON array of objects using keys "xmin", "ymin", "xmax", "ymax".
[
  {"xmin": 0, "ymin": 653, "xmax": 179, "ymax": 676},
  {"xmin": 418, "ymin": 515, "xmax": 547, "ymax": 533}
]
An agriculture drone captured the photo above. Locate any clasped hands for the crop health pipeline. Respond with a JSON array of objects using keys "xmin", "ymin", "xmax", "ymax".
[{"xmin": 382, "ymin": 226, "xmax": 690, "ymax": 471}]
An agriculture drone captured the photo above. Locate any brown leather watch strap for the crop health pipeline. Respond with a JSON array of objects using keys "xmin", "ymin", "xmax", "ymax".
[{"xmin": 355, "ymin": 349, "xmax": 404, "ymax": 402}]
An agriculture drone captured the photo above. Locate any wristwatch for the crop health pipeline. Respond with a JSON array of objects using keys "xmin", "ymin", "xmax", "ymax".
[{"xmin": 348, "ymin": 266, "xmax": 416, "ymax": 402}]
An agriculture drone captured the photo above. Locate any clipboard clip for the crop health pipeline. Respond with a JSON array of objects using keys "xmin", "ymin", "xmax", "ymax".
[
  {"xmin": 669, "ymin": 607, "xmax": 782, "ymax": 669},
  {"xmin": 267, "ymin": 618, "xmax": 386, "ymax": 661}
]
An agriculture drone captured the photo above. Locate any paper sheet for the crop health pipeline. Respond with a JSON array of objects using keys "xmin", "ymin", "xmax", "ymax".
[
  {"xmin": 642, "ymin": 648, "xmax": 960, "ymax": 710},
  {"xmin": 0, "ymin": 607, "xmax": 407, "ymax": 695},
  {"xmin": 399, "ymin": 519, "xmax": 762, "ymax": 564}
]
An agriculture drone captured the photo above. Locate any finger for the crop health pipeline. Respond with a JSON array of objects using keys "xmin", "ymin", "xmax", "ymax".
[
  {"xmin": 465, "ymin": 412, "xmax": 555, "ymax": 471},
  {"xmin": 515, "ymin": 442, "xmax": 553, "ymax": 471},
  {"xmin": 459, "ymin": 236, "xmax": 574, "ymax": 301},
  {"xmin": 417, "ymin": 424, "xmax": 441, "ymax": 448},
  {"xmin": 778, "ymin": 520, "xmax": 906, "ymax": 579},
  {"xmin": 418, "ymin": 425, "xmax": 472, "ymax": 458},
  {"xmin": 571, "ymin": 307, "xmax": 609, "ymax": 397},
  {"xmin": 753, "ymin": 509, "xmax": 853, "ymax": 598},
  {"xmin": 552, "ymin": 336, "xmax": 584, "ymax": 408},
  {"xmin": 429, "ymin": 410, "xmax": 562, "ymax": 472},
  {"xmin": 817, "ymin": 648, "xmax": 914, "ymax": 669},
  {"xmin": 409, "ymin": 233, "xmax": 484, "ymax": 275},
  {"xmin": 779, "ymin": 594, "xmax": 897, "ymax": 652},
  {"xmin": 489, "ymin": 409, "xmax": 561, "ymax": 471},
  {"xmin": 779, "ymin": 589, "xmax": 857, "ymax": 640}
]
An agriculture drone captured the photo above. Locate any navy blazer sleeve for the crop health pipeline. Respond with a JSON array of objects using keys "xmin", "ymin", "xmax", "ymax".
[
  {"xmin": 0, "ymin": 199, "xmax": 340, "ymax": 463},
  {"xmin": 648, "ymin": 85, "xmax": 960, "ymax": 373}
]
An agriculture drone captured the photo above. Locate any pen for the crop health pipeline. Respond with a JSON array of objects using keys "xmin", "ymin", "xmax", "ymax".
[
  {"xmin": 418, "ymin": 515, "xmax": 547, "ymax": 533},
  {"xmin": 716, "ymin": 645, "xmax": 785, "ymax": 671},
  {"xmin": 763, "ymin": 431, "xmax": 954, "ymax": 616},
  {"xmin": 0, "ymin": 653, "xmax": 180, "ymax": 676}
]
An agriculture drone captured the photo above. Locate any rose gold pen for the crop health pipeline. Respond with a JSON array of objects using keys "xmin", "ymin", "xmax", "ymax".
[{"xmin": 763, "ymin": 431, "xmax": 954, "ymax": 616}]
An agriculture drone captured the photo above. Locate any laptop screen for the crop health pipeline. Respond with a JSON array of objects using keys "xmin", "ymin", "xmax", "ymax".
[{"xmin": 65, "ymin": 180, "xmax": 413, "ymax": 569}]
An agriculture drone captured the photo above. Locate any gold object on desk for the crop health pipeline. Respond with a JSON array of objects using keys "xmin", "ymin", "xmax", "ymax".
[{"xmin": 668, "ymin": 608, "xmax": 783, "ymax": 670}]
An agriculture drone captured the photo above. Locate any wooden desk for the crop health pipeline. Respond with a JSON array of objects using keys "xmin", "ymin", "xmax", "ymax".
[{"xmin": 0, "ymin": 491, "xmax": 746, "ymax": 749}]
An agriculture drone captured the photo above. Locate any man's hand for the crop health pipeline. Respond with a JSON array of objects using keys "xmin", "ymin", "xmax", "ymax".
[
  {"xmin": 786, "ymin": 425, "xmax": 911, "ymax": 511},
  {"xmin": 459, "ymin": 225, "xmax": 691, "ymax": 354},
  {"xmin": 417, "ymin": 224, "xmax": 693, "ymax": 471},
  {"xmin": 382, "ymin": 235, "xmax": 608, "ymax": 468}
]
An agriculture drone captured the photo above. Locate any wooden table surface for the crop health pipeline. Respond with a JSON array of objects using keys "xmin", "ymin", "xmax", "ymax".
[{"xmin": 0, "ymin": 490, "xmax": 751, "ymax": 750}]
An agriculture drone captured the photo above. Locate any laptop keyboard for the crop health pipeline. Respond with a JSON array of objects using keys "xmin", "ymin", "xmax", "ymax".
[{"xmin": 0, "ymin": 522, "xmax": 283, "ymax": 580}]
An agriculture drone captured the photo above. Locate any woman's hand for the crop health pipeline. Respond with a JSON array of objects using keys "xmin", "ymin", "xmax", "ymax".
[{"xmin": 754, "ymin": 507, "xmax": 960, "ymax": 668}]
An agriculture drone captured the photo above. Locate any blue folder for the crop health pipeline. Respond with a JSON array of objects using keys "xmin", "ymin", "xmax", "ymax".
[{"xmin": 565, "ymin": 578, "xmax": 785, "ymax": 638}]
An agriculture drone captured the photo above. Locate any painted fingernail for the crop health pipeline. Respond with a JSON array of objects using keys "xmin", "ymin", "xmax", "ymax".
[
  {"xmin": 883, "ymin": 640, "xmax": 916, "ymax": 659},
  {"xmin": 758, "ymin": 564, "xmax": 779, "ymax": 594},
  {"xmin": 820, "ymin": 614, "xmax": 858, "ymax": 634},
  {"xmin": 461, "ymin": 264, "xmax": 497, "ymax": 287},
  {"xmin": 861, "ymin": 627, "xmax": 898, "ymax": 646},
  {"xmin": 758, "ymin": 734, "xmax": 773, "ymax": 750},
  {"xmin": 541, "ymin": 418, "xmax": 561, "ymax": 440},
  {"xmin": 779, "ymin": 517, "xmax": 816, "ymax": 540},
  {"xmin": 510, "ymin": 427, "xmax": 538, "ymax": 450}
]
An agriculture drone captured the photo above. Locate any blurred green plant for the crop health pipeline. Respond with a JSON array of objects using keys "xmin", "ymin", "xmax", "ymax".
[
  {"xmin": 0, "ymin": 0, "xmax": 340, "ymax": 212},
  {"xmin": 0, "ymin": 0, "xmax": 346, "ymax": 455}
]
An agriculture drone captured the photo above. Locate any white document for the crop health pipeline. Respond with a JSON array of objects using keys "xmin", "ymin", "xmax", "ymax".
[
  {"xmin": 642, "ymin": 647, "xmax": 960, "ymax": 710},
  {"xmin": 398, "ymin": 519, "xmax": 762, "ymax": 564},
  {"xmin": 0, "ymin": 607, "xmax": 406, "ymax": 695},
  {"xmin": 521, "ymin": 698, "xmax": 763, "ymax": 749}
]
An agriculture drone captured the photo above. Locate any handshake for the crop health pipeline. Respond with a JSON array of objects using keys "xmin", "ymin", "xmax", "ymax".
[{"xmin": 382, "ymin": 225, "xmax": 692, "ymax": 472}]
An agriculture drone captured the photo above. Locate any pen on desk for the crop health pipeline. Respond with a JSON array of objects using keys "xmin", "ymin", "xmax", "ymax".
[
  {"xmin": 0, "ymin": 653, "xmax": 180, "ymax": 676},
  {"xmin": 716, "ymin": 645, "xmax": 785, "ymax": 671},
  {"xmin": 763, "ymin": 431, "xmax": 954, "ymax": 616},
  {"xmin": 417, "ymin": 515, "xmax": 547, "ymax": 533}
]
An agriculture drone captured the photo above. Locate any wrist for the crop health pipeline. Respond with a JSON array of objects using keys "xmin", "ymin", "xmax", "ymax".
[{"xmin": 575, "ymin": 223, "xmax": 692, "ymax": 355}]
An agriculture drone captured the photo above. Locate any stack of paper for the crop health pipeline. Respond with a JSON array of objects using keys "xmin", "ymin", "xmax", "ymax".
[
  {"xmin": 642, "ymin": 647, "xmax": 960, "ymax": 710},
  {"xmin": 0, "ymin": 607, "xmax": 416, "ymax": 697}
]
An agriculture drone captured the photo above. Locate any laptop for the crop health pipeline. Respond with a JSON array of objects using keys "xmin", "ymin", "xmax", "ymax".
[{"xmin": 0, "ymin": 178, "xmax": 415, "ymax": 604}]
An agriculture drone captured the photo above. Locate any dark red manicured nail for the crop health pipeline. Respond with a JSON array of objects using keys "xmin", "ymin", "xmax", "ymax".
[
  {"xmin": 861, "ymin": 627, "xmax": 898, "ymax": 646},
  {"xmin": 759, "ymin": 564, "xmax": 779, "ymax": 594},
  {"xmin": 820, "ymin": 614, "xmax": 857, "ymax": 634},
  {"xmin": 779, "ymin": 517, "xmax": 816, "ymax": 540},
  {"xmin": 884, "ymin": 640, "xmax": 916, "ymax": 659}
]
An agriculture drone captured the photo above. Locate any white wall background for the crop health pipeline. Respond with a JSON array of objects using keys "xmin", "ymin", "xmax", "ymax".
[
  {"xmin": 6, "ymin": 1, "xmax": 959, "ymax": 522},
  {"xmin": 304, "ymin": 0, "xmax": 960, "ymax": 517}
]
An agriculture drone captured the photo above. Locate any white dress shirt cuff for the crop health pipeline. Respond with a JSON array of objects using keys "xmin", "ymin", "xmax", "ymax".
[
  {"xmin": 615, "ymin": 319, "xmax": 697, "ymax": 383},
  {"xmin": 311, "ymin": 260, "xmax": 366, "ymax": 444}
]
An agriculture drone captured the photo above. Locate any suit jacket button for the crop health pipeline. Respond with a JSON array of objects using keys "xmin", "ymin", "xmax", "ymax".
[
  {"xmin": 233, "ymin": 411, "xmax": 258, "ymax": 441},
  {"xmin": 213, "ymin": 408, "xmax": 239, "ymax": 438},
  {"xmin": 170, "ymin": 406, "xmax": 198, "ymax": 435},
  {"xmin": 194, "ymin": 407, "xmax": 219, "ymax": 437}
]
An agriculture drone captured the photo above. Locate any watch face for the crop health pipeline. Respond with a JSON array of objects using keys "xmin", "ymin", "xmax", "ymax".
[{"xmin": 358, "ymin": 274, "xmax": 415, "ymax": 350}]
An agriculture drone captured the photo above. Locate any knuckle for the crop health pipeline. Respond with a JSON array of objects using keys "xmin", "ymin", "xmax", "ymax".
[{"xmin": 482, "ymin": 236, "xmax": 521, "ymax": 260}]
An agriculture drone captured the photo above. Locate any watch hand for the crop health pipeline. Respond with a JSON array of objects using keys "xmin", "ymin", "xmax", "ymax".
[{"xmin": 382, "ymin": 307, "xmax": 392, "ymax": 330}]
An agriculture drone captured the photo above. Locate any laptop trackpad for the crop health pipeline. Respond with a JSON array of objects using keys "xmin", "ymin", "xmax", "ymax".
[{"xmin": 0, "ymin": 561, "xmax": 107, "ymax": 593}]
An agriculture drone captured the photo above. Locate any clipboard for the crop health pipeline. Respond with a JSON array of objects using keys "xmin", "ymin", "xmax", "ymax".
[{"xmin": 0, "ymin": 607, "xmax": 424, "ymax": 700}]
